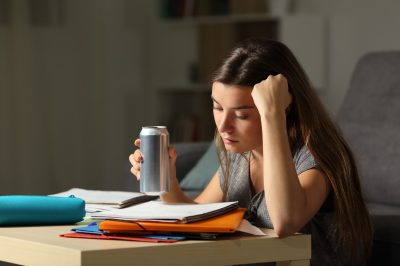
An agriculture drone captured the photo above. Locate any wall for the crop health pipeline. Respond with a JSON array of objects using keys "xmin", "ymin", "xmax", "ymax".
[
  {"xmin": 1, "ymin": 0, "xmax": 400, "ymax": 195},
  {"xmin": 302, "ymin": 0, "xmax": 400, "ymax": 113},
  {"xmin": 145, "ymin": 0, "xmax": 400, "ymax": 114},
  {"xmin": 0, "ymin": 0, "xmax": 148, "ymax": 194}
]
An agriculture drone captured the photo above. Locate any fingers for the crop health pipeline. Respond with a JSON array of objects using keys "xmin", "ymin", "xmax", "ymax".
[
  {"xmin": 168, "ymin": 146, "xmax": 178, "ymax": 164},
  {"xmin": 253, "ymin": 73, "xmax": 291, "ymax": 114},
  {"xmin": 168, "ymin": 146, "xmax": 178, "ymax": 178},
  {"xmin": 129, "ymin": 149, "xmax": 143, "ymax": 164},
  {"xmin": 129, "ymin": 149, "xmax": 143, "ymax": 180},
  {"xmin": 130, "ymin": 165, "xmax": 140, "ymax": 180},
  {"xmin": 134, "ymin": 138, "xmax": 141, "ymax": 148},
  {"xmin": 129, "ymin": 142, "xmax": 177, "ymax": 181}
]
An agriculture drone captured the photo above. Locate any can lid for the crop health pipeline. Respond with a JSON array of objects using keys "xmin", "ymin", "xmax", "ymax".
[
  {"xmin": 140, "ymin": 126, "xmax": 168, "ymax": 135},
  {"xmin": 142, "ymin": 126, "xmax": 166, "ymax": 129}
]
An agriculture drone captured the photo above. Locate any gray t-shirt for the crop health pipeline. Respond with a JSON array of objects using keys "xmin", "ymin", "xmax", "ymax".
[{"xmin": 218, "ymin": 145, "xmax": 349, "ymax": 266}]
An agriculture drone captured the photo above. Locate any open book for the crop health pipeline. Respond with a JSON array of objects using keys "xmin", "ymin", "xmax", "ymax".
[
  {"xmin": 51, "ymin": 188, "xmax": 157, "ymax": 211},
  {"xmin": 90, "ymin": 200, "xmax": 239, "ymax": 223}
]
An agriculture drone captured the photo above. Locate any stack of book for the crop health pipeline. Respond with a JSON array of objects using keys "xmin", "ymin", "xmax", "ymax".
[{"xmin": 54, "ymin": 188, "xmax": 261, "ymax": 242}]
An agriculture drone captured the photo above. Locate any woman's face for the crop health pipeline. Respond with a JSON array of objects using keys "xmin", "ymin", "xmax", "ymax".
[{"xmin": 211, "ymin": 81, "xmax": 262, "ymax": 153}]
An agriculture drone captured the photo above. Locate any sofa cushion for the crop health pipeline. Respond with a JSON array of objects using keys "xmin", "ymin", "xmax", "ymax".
[
  {"xmin": 337, "ymin": 52, "xmax": 400, "ymax": 205},
  {"xmin": 180, "ymin": 143, "xmax": 218, "ymax": 191},
  {"xmin": 173, "ymin": 142, "xmax": 210, "ymax": 182}
]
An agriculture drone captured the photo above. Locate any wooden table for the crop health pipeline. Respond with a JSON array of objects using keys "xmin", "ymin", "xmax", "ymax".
[{"xmin": 0, "ymin": 224, "xmax": 310, "ymax": 266}]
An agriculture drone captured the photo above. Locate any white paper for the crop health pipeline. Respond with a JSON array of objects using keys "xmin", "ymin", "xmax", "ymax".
[
  {"xmin": 50, "ymin": 188, "xmax": 146, "ymax": 205},
  {"xmin": 237, "ymin": 219, "xmax": 267, "ymax": 236},
  {"xmin": 85, "ymin": 204, "xmax": 120, "ymax": 213},
  {"xmin": 90, "ymin": 200, "xmax": 238, "ymax": 222}
]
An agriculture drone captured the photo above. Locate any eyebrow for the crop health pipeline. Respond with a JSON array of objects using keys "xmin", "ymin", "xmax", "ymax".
[{"xmin": 211, "ymin": 96, "xmax": 256, "ymax": 110}]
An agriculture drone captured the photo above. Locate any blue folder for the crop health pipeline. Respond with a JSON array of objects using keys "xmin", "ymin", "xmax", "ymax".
[
  {"xmin": 72, "ymin": 222, "xmax": 186, "ymax": 241},
  {"xmin": 0, "ymin": 195, "xmax": 85, "ymax": 226}
]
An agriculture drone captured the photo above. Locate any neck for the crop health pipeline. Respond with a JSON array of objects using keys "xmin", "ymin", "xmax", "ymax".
[{"xmin": 251, "ymin": 146, "xmax": 263, "ymax": 163}]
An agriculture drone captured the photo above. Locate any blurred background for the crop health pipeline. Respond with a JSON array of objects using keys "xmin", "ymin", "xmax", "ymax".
[{"xmin": 1, "ymin": 0, "xmax": 400, "ymax": 195}]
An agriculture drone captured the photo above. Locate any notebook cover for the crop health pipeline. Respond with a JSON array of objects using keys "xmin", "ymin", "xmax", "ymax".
[{"xmin": 99, "ymin": 208, "xmax": 246, "ymax": 233}]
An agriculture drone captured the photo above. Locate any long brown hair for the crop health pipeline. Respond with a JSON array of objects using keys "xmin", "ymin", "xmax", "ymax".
[{"xmin": 211, "ymin": 38, "xmax": 372, "ymax": 264}]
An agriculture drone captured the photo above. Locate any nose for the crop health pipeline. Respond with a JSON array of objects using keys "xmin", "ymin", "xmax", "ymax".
[{"xmin": 218, "ymin": 113, "xmax": 234, "ymax": 133}]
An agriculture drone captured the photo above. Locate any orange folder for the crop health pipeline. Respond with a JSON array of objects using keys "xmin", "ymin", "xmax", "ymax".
[{"xmin": 99, "ymin": 208, "xmax": 246, "ymax": 234}]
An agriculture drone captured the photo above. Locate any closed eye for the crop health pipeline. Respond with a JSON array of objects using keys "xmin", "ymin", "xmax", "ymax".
[
  {"xmin": 235, "ymin": 111, "xmax": 249, "ymax": 119},
  {"xmin": 236, "ymin": 115, "xmax": 249, "ymax": 120}
]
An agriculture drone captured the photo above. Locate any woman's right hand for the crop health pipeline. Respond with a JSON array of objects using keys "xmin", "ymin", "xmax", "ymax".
[
  {"xmin": 129, "ymin": 139, "xmax": 143, "ymax": 180},
  {"xmin": 129, "ymin": 138, "xmax": 194, "ymax": 203},
  {"xmin": 128, "ymin": 138, "xmax": 179, "ymax": 181}
]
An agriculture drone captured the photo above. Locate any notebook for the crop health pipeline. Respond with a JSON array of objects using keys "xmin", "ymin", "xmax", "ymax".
[
  {"xmin": 90, "ymin": 200, "xmax": 239, "ymax": 223},
  {"xmin": 51, "ymin": 188, "xmax": 157, "ymax": 210}
]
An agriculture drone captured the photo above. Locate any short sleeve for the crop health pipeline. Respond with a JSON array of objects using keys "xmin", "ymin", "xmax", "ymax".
[{"xmin": 293, "ymin": 145, "xmax": 319, "ymax": 175}]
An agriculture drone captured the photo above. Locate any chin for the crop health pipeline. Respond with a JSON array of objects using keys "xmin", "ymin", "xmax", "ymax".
[
  {"xmin": 224, "ymin": 142, "xmax": 261, "ymax": 154},
  {"xmin": 224, "ymin": 144, "xmax": 247, "ymax": 154}
]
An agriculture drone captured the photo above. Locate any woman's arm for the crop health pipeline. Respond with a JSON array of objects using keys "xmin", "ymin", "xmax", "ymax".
[
  {"xmin": 194, "ymin": 171, "xmax": 224, "ymax": 203},
  {"xmin": 161, "ymin": 170, "xmax": 223, "ymax": 204},
  {"xmin": 252, "ymin": 74, "xmax": 330, "ymax": 237},
  {"xmin": 156, "ymin": 146, "xmax": 201, "ymax": 203}
]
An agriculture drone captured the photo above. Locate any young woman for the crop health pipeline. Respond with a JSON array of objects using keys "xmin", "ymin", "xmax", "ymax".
[{"xmin": 130, "ymin": 38, "xmax": 372, "ymax": 265}]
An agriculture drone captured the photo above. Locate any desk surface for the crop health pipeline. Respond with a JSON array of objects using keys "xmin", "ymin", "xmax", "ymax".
[{"xmin": 0, "ymin": 224, "xmax": 310, "ymax": 266}]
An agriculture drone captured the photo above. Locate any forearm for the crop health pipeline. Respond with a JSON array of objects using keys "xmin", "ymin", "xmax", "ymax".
[
  {"xmin": 160, "ymin": 174, "xmax": 196, "ymax": 203},
  {"xmin": 261, "ymin": 111, "xmax": 307, "ymax": 235}
]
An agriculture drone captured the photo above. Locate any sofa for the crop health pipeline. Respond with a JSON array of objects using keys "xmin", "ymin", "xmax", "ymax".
[
  {"xmin": 337, "ymin": 51, "xmax": 400, "ymax": 266},
  {"xmin": 174, "ymin": 141, "xmax": 216, "ymax": 199},
  {"xmin": 174, "ymin": 51, "xmax": 400, "ymax": 266}
]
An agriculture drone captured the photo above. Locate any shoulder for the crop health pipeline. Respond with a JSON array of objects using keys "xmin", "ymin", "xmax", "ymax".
[{"xmin": 293, "ymin": 145, "xmax": 320, "ymax": 175}]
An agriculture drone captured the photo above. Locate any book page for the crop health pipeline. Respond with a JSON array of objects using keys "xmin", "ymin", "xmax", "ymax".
[{"xmin": 237, "ymin": 219, "xmax": 267, "ymax": 236}]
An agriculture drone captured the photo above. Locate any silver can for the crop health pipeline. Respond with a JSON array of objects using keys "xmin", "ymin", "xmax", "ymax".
[{"xmin": 139, "ymin": 126, "xmax": 170, "ymax": 195}]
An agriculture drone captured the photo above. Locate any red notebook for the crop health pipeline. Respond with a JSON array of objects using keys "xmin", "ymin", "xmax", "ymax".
[{"xmin": 60, "ymin": 232, "xmax": 178, "ymax": 243}]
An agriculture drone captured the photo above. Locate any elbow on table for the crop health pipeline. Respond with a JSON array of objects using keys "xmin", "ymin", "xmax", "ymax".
[
  {"xmin": 274, "ymin": 227, "xmax": 293, "ymax": 238},
  {"xmin": 272, "ymin": 221, "xmax": 299, "ymax": 238}
]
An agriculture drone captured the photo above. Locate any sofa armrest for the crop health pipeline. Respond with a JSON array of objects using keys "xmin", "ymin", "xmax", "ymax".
[{"xmin": 172, "ymin": 141, "xmax": 211, "ymax": 182}]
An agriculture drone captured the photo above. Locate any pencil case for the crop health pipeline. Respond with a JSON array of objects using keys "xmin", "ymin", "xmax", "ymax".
[{"xmin": 0, "ymin": 195, "xmax": 85, "ymax": 226}]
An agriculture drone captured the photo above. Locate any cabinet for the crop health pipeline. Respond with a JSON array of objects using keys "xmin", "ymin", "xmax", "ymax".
[{"xmin": 155, "ymin": 0, "xmax": 327, "ymax": 142}]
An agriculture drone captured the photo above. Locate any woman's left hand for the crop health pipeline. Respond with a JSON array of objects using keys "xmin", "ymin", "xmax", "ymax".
[{"xmin": 251, "ymin": 74, "xmax": 292, "ymax": 117}]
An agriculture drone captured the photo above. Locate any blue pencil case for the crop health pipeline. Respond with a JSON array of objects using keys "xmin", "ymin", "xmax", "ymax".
[{"xmin": 0, "ymin": 195, "xmax": 85, "ymax": 226}]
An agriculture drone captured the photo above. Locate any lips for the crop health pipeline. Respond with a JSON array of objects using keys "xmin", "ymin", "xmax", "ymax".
[{"xmin": 222, "ymin": 137, "xmax": 238, "ymax": 144}]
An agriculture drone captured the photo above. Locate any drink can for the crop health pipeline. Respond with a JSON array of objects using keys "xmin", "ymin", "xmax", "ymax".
[{"xmin": 139, "ymin": 126, "xmax": 170, "ymax": 195}]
